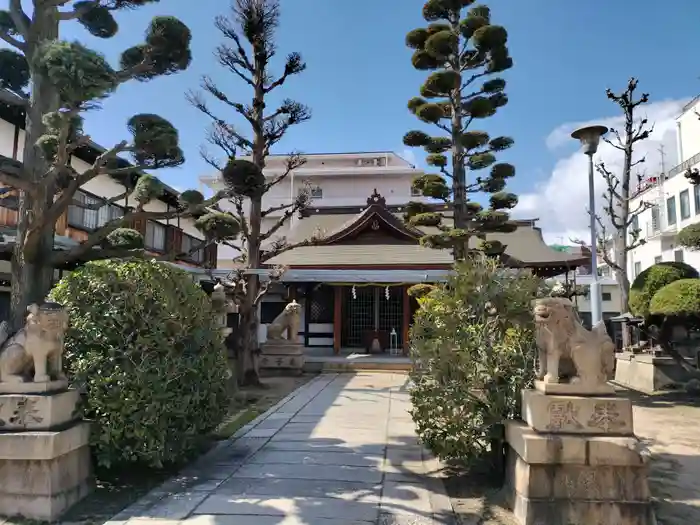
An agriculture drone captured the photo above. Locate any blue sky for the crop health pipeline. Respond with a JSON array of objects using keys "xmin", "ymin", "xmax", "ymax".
[{"xmin": 59, "ymin": 0, "xmax": 700, "ymax": 222}]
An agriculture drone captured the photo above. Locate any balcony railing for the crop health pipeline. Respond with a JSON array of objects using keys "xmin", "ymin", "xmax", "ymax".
[
  {"xmin": 646, "ymin": 222, "xmax": 678, "ymax": 238},
  {"xmin": 668, "ymin": 150, "xmax": 700, "ymax": 178}
]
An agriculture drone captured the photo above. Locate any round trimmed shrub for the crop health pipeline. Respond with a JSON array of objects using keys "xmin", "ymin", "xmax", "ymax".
[
  {"xmin": 649, "ymin": 278, "xmax": 700, "ymax": 318},
  {"xmin": 677, "ymin": 223, "xmax": 700, "ymax": 251},
  {"xmin": 50, "ymin": 259, "xmax": 230, "ymax": 469},
  {"xmin": 629, "ymin": 262, "xmax": 699, "ymax": 318}
]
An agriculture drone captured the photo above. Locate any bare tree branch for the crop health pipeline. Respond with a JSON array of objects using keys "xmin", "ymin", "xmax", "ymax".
[
  {"xmin": 0, "ymin": 157, "xmax": 36, "ymax": 193},
  {"xmin": 260, "ymin": 235, "xmax": 324, "ymax": 263},
  {"xmin": 8, "ymin": 0, "xmax": 29, "ymax": 39},
  {"xmin": 0, "ymin": 28, "xmax": 24, "ymax": 50},
  {"xmin": 214, "ymin": 13, "xmax": 254, "ymax": 71},
  {"xmin": 188, "ymin": 90, "xmax": 254, "ymax": 151}
]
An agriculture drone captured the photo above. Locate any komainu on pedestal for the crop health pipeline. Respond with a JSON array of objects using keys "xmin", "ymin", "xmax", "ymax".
[
  {"xmin": 505, "ymin": 297, "xmax": 654, "ymax": 525},
  {"xmin": 260, "ymin": 300, "xmax": 305, "ymax": 373},
  {"xmin": 0, "ymin": 302, "xmax": 92, "ymax": 521}
]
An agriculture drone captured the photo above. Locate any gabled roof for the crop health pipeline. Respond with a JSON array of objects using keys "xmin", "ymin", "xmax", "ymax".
[
  {"xmin": 319, "ymin": 189, "xmax": 424, "ymax": 244},
  {"xmin": 266, "ymin": 190, "xmax": 589, "ymax": 275}
]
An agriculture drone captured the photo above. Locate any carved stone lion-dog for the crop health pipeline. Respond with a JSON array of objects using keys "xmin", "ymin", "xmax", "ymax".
[
  {"xmin": 266, "ymin": 300, "xmax": 302, "ymax": 342},
  {"xmin": 0, "ymin": 302, "xmax": 69, "ymax": 384},
  {"xmin": 533, "ymin": 297, "xmax": 615, "ymax": 388}
]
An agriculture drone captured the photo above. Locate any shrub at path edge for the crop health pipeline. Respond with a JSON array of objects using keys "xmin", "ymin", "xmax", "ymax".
[
  {"xmin": 50, "ymin": 259, "xmax": 230, "ymax": 469},
  {"xmin": 409, "ymin": 257, "xmax": 541, "ymax": 465},
  {"xmin": 628, "ymin": 261, "xmax": 699, "ymax": 318}
]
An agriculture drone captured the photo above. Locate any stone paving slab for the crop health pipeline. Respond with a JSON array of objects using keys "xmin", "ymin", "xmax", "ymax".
[
  {"xmin": 195, "ymin": 494, "xmax": 381, "ymax": 521},
  {"xmin": 232, "ymin": 462, "xmax": 385, "ymax": 483},
  {"xmin": 186, "ymin": 515, "xmax": 375, "ymax": 525},
  {"xmin": 214, "ymin": 477, "xmax": 382, "ymax": 499},
  {"xmin": 262, "ymin": 439, "xmax": 387, "ymax": 455},
  {"xmin": 248, "ymin": 449, "xmax": 384, "ymax": 467},
  {"xmin": 105, "ymin": 373, "xmax": 454, "ymax": 525}
]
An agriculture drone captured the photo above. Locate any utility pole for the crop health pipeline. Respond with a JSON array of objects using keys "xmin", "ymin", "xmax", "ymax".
[{"xmin": 658, "ymin": 144, "xmax": 667, "ymax": 175}]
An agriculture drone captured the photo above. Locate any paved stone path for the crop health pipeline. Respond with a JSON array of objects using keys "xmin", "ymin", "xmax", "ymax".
[
  {"xmin": 107, "ymin": 373, "xmax": 454, "ymax": 525},
  {"xmin": 631, "ymin": 399, "xmax": 700, "ymax": 525}
]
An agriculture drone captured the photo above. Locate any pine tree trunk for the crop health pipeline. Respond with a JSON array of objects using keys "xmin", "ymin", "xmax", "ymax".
[
  {"xmin": 10, "ymin": 8, "xmax": 60, "ymax": 331},
  {"xmin": 449, "ymin": 12, "xmax": 467, "ymax": 261},
  {"xmin": 237, "ymin": 190, "xmax": 263, "ymax": 386},
  {"xmin": 236, "ymin": 295, "xmax": 261, "ymax": 386},
  {"xmin": 235, "ymin": 43, "xmax": 268, "ymax": 387},
  {"xmin": 612, "ymin": 233, "xmax": 630, "ymax": 313}
]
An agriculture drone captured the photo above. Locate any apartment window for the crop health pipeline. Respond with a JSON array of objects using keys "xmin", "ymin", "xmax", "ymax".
[
  {"xmin": 68, "ymin": 191, "xmax": 123, "ymax": 230},
  {"xmin": 68, "ymin": 191, "xmax": 100, "ymax": 229},
  {"xmin": 602, "ymin": 292, "xmax": 612, "ymax": 302},
  {"xmin": 666, "ymin": 196, "xmax": 677, "ymax": 225},
  {"xmin": 634, "ymin": 261, "xmax": 642, "ymax": 278},
  {"xmin": 680, "ymin": 189, "xmax": 691, "ymax": 220},
  {"xmin": 654, "ymin": 255, "xmax": 662, "ymax": 264},
  {"xmin": 181, "ymin": 234, "xmax": 204, "ymax": 263},
  {"xmin": 675, "ymin": 249, "xmax": 684, "ymax": 262},
  {"xmin": 145, "ymin": 221, "xmax": 166, "ymax": 251},
  {"xmin": 310, "ymin": 186, "xmax": 323, "ymax": 199},
  {"xmin": 695, "ymin": 184, "xmax": 700, "ymax": 215},
  {"xmin": 600, "ymin": 266, "xmax": 611, "ymax": 277},
  {"xmin": 651, "ymin": 206, "xmax": 660, "ymax": 232}
]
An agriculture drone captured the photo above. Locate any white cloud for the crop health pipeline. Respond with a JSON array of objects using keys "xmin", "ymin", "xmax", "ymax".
[
  {"xmin": 401, "ymin": 148, "xmax": 418, "ymax": 167},
  {"xmin": 514, "ymin": 98, "xmax": 690, "ymax": 245}
]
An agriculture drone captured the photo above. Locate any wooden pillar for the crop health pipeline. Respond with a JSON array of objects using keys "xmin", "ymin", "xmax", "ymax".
[
  {"xmin": 333, "ymin": 286, "xmax": 342, "ymax": 354},
  {"xmin": 304, "ymin": 284, "xmax": 311, "ymax": 347},
  {"xmin": 402, "ymin": 285, "xmax": 411, "ymax": 355}
]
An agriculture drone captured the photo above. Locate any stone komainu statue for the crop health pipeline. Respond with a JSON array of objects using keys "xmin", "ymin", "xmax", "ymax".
[
  {"xmin": 0, "ymin": 302, "xmax": 69, "ymax": 384},
  {"xmin": 533, "ymin": 297, "xmax": 615, "ymax": 388},
  {"xmin": 266, "ymin": 300, "xmax": 302, "ymax": 342}
]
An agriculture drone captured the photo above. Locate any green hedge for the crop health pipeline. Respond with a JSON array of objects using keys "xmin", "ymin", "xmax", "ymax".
[
  {"xmin": 50, "ymin": 259, "xmax": 230, "ymax": 468},
  {"xmin": 408, "ymin": 256, "xmax": 541, "ymax": 464},
  {"xmin": 628, "ymin": 262, "xmax": 699, "ymax": 317},
  {"xmin": 649, "ymin": 278, "xmax": 700, "ymax": 317},
  {"xmin": 677, "ymin": 223, "xmax": 700, "ymax": 251}
]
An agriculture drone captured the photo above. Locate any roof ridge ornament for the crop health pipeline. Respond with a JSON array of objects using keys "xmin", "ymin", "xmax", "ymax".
[{"xmin": 367, "ymin": 188, "xmax": 386, "ymax": 207}]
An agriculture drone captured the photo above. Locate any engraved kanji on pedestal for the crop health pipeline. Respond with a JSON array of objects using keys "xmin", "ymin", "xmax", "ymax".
[
  {"xmin": 0, "ymin": 302, "xmax": 91, "ymax": 521},
  {"xmin": 505, "ymin": 297, "xmax": 653, "ymax": 525}
]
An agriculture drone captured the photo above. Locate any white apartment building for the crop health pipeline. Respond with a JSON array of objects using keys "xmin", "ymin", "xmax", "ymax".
[
  {"xmin": 200, "ymin": 151, "xmax": 429, "ymax": 268},
  {"xmin": 627, "ymin": 96, "xmax": 700, "ymax": 277}
]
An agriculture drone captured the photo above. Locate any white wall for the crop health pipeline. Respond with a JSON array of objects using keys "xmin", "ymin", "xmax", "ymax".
[
  {"xmin": 263, "ymin": 173, "xmax": 421, "ymax": 211},
  {"xmin": 0, "ymin": 119, "xmax": 16, "ymax": 159},
  {"xmin": 202, "ymin": 152, "xmax": 429, "ymax": 217},
  {"xmin": 628, "ymin": 100, "xmax": 700, "ymax": 277},
  {"xmin": 677, "ymin": 97, "xmax": 700, "ymax": 166}
]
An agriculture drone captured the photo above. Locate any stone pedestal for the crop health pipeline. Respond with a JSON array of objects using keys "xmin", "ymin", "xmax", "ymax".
[
  {"xmin": 505, "ymin": 383, "xmax": 654, "ymax": 525},
  {"xmin": 0, "ymin": 381, "xmax": 92, "ymax": 521},
  {"xmin": 260, "ymin": 341, "xmax": 305, "ymax": 374},
  {"xmin": 614, "ymin": 351, "xmax": 696, "ymax": 393}
]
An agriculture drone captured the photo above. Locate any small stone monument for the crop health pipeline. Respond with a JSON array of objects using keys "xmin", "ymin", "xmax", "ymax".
[
  {"xmin": 505, "ymin": 297, "xmax": 654, "ymax": 525},
  {"xmin": 260, "ymin": 300, "xmax": 304, "ymax": 374},
  {"xmin": 0, "ymin": 302, "xmax": 91, "ymax": 520},
  {"xmin": 210, "ymin": 283, "xmax": 229, "ymax": 332}
]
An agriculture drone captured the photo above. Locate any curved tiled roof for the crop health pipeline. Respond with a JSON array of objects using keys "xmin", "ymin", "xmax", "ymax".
[{"xmin": 266, "ymin": 191, "xmax": 588, "ymax": 274}]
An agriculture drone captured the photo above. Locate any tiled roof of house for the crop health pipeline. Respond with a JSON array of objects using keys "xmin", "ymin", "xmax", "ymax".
[{"xmin": 266, "ymin": 191, "xmax": 588, "ymax": 270}]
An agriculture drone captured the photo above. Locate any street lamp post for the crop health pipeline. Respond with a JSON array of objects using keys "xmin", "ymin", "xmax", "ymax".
[{"xmin": 571, "ymin": 124, "xmax": 609, "ymax": 327}]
